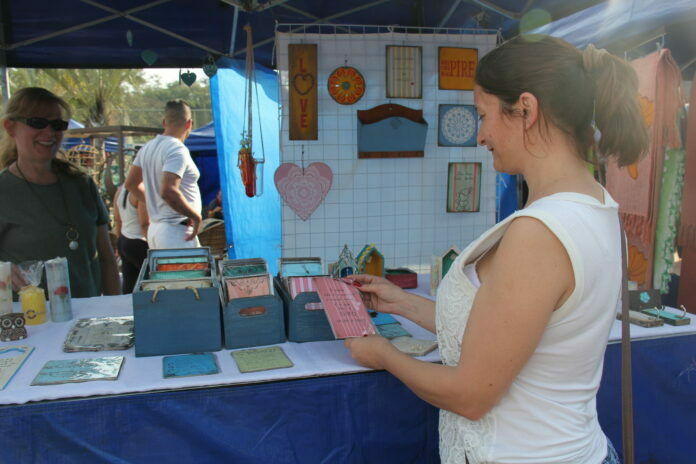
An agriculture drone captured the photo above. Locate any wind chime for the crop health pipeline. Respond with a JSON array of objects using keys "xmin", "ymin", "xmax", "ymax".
[{"xmin": 239, "ymin": 24, "xmax": 265, "ymax": 198}]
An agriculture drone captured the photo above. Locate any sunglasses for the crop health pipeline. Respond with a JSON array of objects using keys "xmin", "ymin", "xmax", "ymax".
[{"xmin": 12, "ymin": 117, "xmax": 69, "ymax": 131}]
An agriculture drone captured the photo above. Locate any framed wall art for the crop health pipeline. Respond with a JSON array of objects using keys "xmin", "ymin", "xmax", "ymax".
[
  {"xmin": 386, "ymin": 45, "xmax": 422, "ymax": 99},
  {"xmin": 446, "ymin": 162, "xmax": 481, "ymax": 213},
  {"xmin": 438, "ymin": 104, "xmax": 478, "ymax": 147},
  {"xmin": 438, "ymin": 47, "xmax": 478, "ymax": 90},
  {"xmin": 288, "ymin": 44, "xmax": 318, "ymax": 140}
]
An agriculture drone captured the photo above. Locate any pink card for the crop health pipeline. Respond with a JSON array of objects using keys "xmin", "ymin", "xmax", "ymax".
[
  {"xmin": 225, "ymin": 276, "xmax": 270, "ymax": 301},
  {"xmin": 289, "ymin": 277, "xmax": 324, "ymax": 310},
  {"xmin": 312, "ymin": 277, "xmax": 376, "ymax": 339}
]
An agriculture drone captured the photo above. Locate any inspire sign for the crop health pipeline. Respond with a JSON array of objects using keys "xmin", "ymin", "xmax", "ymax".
[{"xmin": 439, "ymin": 47, "xmax": 478, "ymax": 91}]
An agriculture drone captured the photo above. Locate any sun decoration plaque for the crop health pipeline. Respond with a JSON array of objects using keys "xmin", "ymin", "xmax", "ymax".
[{"xmin": 327, "ymin": 66, "xmax": 365, "ymax": 105}]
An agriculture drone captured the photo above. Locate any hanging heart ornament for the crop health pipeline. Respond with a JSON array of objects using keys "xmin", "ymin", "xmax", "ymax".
[
  {"xmin": 180, "ymin": 70, "xmax": 197, "ymax": 87},
  {"xmin": 203, "ymin": 63, "xmax": 218, "ymax": 78},
  {"xmin": 274, "ymin": 162, "xmax": 332, "ymax": 221},
  {"xmin": 141, "ymin": 50, "xmax": 158, "ymax": 66}
]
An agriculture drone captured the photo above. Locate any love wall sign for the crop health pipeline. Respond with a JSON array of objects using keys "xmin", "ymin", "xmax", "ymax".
[{"xmin": 289, "ymin": 44, "xmax": 318, "ymax": 140}]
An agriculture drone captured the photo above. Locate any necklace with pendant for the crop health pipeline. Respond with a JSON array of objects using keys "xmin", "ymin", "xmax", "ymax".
[{"xmin": 15, "ymin": 161, "xmax": 80, "ymax": 251}]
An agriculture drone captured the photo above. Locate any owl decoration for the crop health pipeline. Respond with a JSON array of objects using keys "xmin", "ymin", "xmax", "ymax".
[{"xmin": 0, "ymin": 313, "xmax": 27, "ymax": 341}]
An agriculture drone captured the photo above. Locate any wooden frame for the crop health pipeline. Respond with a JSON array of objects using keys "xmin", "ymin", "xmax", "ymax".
[
  {"xmin": 438, "ymin": 47, "xmax": 478, "ymax": 90},
  {"xmin": 386, "ymin": 45, "xmax": 422, "ymax": 99},
  {"xmin": 288, "ymin": 44, "xmax": 318, "ymax": 140},
  {"xmin": 447, "ymin": 162, "xmax": 481, "ymax": 213}
]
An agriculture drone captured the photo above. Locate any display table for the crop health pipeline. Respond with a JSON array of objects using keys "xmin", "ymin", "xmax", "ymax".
[{"xmin": 2, "ymin": 275, "xmax": 695, "ymax": 463}]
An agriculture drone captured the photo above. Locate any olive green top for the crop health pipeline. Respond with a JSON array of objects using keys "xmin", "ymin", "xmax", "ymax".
[{"xmin": 0, "ymin": 168, "xmax": 109, "ymax": 298}]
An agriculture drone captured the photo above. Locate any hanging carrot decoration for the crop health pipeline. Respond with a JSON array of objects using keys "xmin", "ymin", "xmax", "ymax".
[
  {"xmin": 238, "ymin": 24, "xmax": 265, "ymax": 198},
  {"xmin": 238, "ymin": 133, "xmax": 256, "ymax": 197}
]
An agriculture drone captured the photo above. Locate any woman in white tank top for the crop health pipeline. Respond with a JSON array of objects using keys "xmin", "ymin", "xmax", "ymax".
[
  {"xmin": 345, "ymin": 35, "xmax": 648, "ymax": 464},
  {"xmin": 113, "ymin": 185, "xmax": 149, "ymax": 293}
]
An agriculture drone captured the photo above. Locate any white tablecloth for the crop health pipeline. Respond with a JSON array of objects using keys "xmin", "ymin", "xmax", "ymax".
[
  {"xmin": 0, "ymin": 290, "xmax": 439, "ymax": 406},
  {"xmin": 1, "ymin": 274, "xmax": 692, "ymax": 406}
]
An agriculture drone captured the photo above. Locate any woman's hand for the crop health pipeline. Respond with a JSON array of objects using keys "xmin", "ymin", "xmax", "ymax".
[
  {"xmin": 344, "ymin": 335, "xmax": 395, "ymax": 370},
  {"xmin": 348, "ymin": 274, "xmax": 409, "ymax": 315}
]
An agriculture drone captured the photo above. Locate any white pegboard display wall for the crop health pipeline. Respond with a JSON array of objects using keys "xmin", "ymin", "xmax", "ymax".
[{"xmin": 276, "ymin": 26, "xmax": 498, "ymax": 272}]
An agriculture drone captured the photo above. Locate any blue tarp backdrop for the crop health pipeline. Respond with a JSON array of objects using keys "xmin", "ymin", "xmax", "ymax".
[
  {"xmin": 185, "ymin": 122, "xmax": 220, "ymax": 207},
  {"xmin": 210, "ymin": 58, "xmax": 281, "ymax": 274}
]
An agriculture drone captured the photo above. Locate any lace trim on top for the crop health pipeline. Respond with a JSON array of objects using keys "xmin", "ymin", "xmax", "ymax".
[{"xmin": 435, "ymin": 219, "xmax": 511, "ymax": 464}]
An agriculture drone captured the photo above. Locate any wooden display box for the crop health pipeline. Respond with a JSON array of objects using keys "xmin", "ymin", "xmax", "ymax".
[
  {"xmin": 132, "ymin": 248, "xmax": 223, "ymax": 357},
  {"xmin": 223, "ymin": 294, "xmax": 286, "ymax": 349},
  {"xmin": 385, "ymin": 268, "xmax": 418, "ymax": 289},
  {"xmin": 274, "ymin": 277, "xmax": 335, "ymax": 343}
]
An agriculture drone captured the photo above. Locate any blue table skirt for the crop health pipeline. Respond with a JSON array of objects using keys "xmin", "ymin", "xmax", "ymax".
[{"xmin": 4, "ymin": 334, "xmax": 695, "ymax": 464}]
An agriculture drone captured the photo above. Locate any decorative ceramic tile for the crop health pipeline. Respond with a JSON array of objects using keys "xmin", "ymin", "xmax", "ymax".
[{"xmin": 438, "ymin": 104, "xmax": 478, "ymax": 147}]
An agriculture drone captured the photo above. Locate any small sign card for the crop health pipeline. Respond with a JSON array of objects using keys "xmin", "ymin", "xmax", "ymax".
[
  {"xmin": 63, "ymin": 317, "xmax": 134, "ymax": 352},
  {"xmin": 231, "ymin": 346, "xmax": 293, "ymax": 373},
  {"xmin": 390, "ymin": 336, "xmax": 438, "ymax": 357},
  {"xmin": 368, "ymin": 310, "xmax": 398, "ymax": 326},
  {"xmin": 163, "ymin": 353, "xmax": 220, "ymax": 378},
  {"xmin": 0, "ymin": 345, "xmax": 34, "ymax": 390},
  {"xmin": 31, "ymin": 356, "xmax": 125, "ymax": 386},
  {"xmin": 377, "ymin": 323, "xmax": 411, "ymax": 339}
]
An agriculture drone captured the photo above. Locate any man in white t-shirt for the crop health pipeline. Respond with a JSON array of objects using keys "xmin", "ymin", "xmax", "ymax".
[{"xmin": 124, "ymin": 100, "xmax": 202, "ymax": 249}]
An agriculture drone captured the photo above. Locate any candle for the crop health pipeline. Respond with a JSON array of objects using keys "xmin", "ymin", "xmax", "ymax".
[
  {"xmin": 45, "ymin": 257, "xmax": 73, "ymax": 322},
  {"xmin": 19, "ymin": 285, "xmax": 47, "ymax": 325}
]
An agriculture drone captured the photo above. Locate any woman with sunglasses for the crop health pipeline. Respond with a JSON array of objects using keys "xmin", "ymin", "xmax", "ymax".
[{"xmin": 0, "ymin": 87, "xmax": 120, "ymax": 298}]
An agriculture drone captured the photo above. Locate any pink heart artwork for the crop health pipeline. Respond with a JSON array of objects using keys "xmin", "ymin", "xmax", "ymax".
[{"xmin": 274, "ymin": 162, "xmax": 332, "ymax": 221}]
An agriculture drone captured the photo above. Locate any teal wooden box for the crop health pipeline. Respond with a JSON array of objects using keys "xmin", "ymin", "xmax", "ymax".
[
  {"xmin": 275, "ymin": 277, "xmax": 335, "ymax": 343},
  {"xmin": 223, "ymin": 294, "xmax": 286, "ymax": 349},
  {"xmin": 132, "ymin": 249, "xmax": 223, "ymax": 357}
]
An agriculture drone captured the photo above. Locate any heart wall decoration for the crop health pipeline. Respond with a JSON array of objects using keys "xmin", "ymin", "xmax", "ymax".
[{"xmin": 274, "ymin": 162, "xmax": 332, "ymax": 221}]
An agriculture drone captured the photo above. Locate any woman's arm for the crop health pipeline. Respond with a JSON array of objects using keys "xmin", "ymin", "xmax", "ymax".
[
  {"xmin": 132, "ymin": 195, "xmax": 149, "ymax": 237},
  {"xmin": 113, "ymin": 190, "xmax": 123, "ymax": 238},
  {"xmin": 346, "ymin": 217, "xmax": 574, "ymax": 419},
  {"xmin": 96, "ymin": 224, "xmax": 121, "ymax": 295}
]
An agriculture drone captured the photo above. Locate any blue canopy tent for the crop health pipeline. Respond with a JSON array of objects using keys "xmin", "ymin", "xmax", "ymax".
[
  {"xmin": 533, "ymin": 0, "xmax": 696, "ymax": 78},
  {"xmin": 61, "ymin": 119, "xmax": 120, "ymax": 153},
  {"xmin": 0, "ymin": 1, "xmax": 606, "ymax": 70}
]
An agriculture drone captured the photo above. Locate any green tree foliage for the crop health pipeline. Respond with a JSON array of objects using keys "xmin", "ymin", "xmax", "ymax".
[
  {"xmin": 121, "ymin": 79, "xmax": 213, "ymax": 129},
  {"xmin": 8, "ymin": 68, "xmax": 146, "ymax": 126},
  {"xmin": 7, "ymin": 68, "xmax": 212, "ymax": 129}
]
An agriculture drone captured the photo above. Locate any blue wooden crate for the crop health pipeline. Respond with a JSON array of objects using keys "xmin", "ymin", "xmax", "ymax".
[
  {"xmin": 133, "ymin": 286, "xmax": 223, "ymax": 357},
  {"xmin": 133, "ymin": 248, "xmax": 223, "ymax": 357},
  {"xmin": 275, "ymin": 277, "xmax": 335, "ymax": 343},
  {"xmin": 223, "ymin": 294, "xmax": 286, "ymax": 349}
]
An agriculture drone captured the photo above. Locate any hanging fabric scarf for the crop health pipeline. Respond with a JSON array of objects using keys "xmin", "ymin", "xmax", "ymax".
[
  {"xmin": 677, "ymin": 70, "xmax": 696, "ymax": 312},
  {"xmin": 605, "ymin": 48, "xmax": 682, "ymax": 287}
]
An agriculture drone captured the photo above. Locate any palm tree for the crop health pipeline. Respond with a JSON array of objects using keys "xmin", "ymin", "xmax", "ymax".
[{"xmin": 8, "ymin": 68, "xmax": 146, "ymax": 127}]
